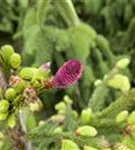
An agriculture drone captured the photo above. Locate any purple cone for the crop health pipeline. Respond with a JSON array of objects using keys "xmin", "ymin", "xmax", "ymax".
[{"xmin": 53, "ymin": 59, "xmax": 83, "ymax": 88}]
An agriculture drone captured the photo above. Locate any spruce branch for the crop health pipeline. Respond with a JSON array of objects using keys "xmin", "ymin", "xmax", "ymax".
[
  {"xmin": 36, "ymin": 0, "xmax": 51, "ymax": 27},
  {"xmin": 55, "ymin": 0, "xmax": 80, "ymax": 27},
  {"xmin": 99, "ymin": 89, "xmax": 135, "ymax": 119},
  {"xmin": 94, "ymin": 48, "xmax": 109, "ymax": 75},
  {"xmin": 88, "ymin": 66, "xmax": 119, "ymax": 112}
]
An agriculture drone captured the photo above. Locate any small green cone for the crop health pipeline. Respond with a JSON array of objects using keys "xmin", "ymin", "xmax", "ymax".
[
  {"xmin": 1, "ymin": 45, "xmax": 14, "ymax": 61},
  {"xmin": 81, "ymin": 108, "xmax": 92, "ymax": 124},
  {"xmin": 7, "ymin": 114, "xmax": 16, "ymax": 128},
  {"xmin": 108, "ymin": 74, "xmax": 130, "ymax": 92},
  {"xmin": 120, "ymin": 76, "xmax": 131, "ymax": 92},
  {"xmin": 127, "ymin": 111, "xmax": 135, "ymax": 125},
  {"xmin": 14, "ymin": 80, "xmax": 25, "ymax": 93},
  {"xmin": 10, "ymin": 53, "xmax": 21, "ymax": 69},
  {"xmin": 38, "ymin": 120, "xmax": 45, "ymax": 126},
  {"xmin": 76, "ymin": 125, "xmax": 98, "ymax": 137},
  {"xmin": 116, "ymin": 110, "xmax": 129, "ymax": 124},
  {"xmin": 116, "ymin": 58, "xmax": 130, "ymax": 69},
  {"xmin": 31, "ymin": 68, "xmax": 49, "ymax": 82},
  {"xmin": 5, "ymin": 88, "xmax": 16, "ymax": 101},
  {"xmin": 55, "ymin": 102, "xmax": 66, "ymax": 112},
  {"xmin": 54, "ymin": 126, "xmax": 63, "ymax": 134},
  {"xmin": 12, "ymin": 95, "xmax": 22, "ymax": 104},
  {"xmin": 19, "ymin": 67, "xmax": 37, "ymax": 80},
  {"xmin": 63, "ymin": 95, "xmax": 73, "ymax": 105},
  {"xmin": 51, "ymin": 114, "xmax": 65, "ymax": 124},
  {"xmin": 94, "ymin": 79, "xmax": 102, "ymax": 87},
  {"xmin": 113, "ymin": 143, "xmax": 130, "ymax": 150},
  {"xmin": 84, "ymin": 145, "xmax": 99, "ymax": 150},
  {"xmin": 0, "ymin": 100, "xmax": 9, "ymax": 113},
  {"xmin": 29, "ymin": 99, "xmax": 43, "ymax": 112},
  {"xmin": 108, "ymin": 74, "xmax": 123, "ymax": 90},
  {"xmin": 61, "ymin": 139, "xmax": 80, "ymax": 150},
  {"xmin": 29, "ymin": 102, "xmax": 40, "ymax": 112},
  {"xmin": 0, "ymin": 112, "xmax": 8, "ymax": 120},
  {"xmin": 72, "ymin": 110, "xmax": 78, "ymax": 119}
]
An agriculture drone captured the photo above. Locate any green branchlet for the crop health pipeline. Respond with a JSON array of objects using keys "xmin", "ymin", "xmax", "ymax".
[{"xmin": 0, "ymin": 44, "xmax": 53, "ymax": 129}]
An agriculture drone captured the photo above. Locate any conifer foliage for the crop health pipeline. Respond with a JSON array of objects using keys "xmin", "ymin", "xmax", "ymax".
[{"xmin": 0, "ymin": 0, "xmax": 135, "ymax": 149}]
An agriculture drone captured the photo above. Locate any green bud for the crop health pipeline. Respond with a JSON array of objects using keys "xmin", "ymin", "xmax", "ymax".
[
  {"xmin": 51, "ymin": 114, "xmax": 65, "ymax": 124},
  {"xmin": 29, "ymin": 99, "xmax": 43, "ymax": 112},
  {"xmin": 81, "ymin": 108, "xmax": 92, "ymax": 124},
  {"xmin": 15, "ymin": 83, "xmax": 25, "ymax": 93},
  {"xmin": 0, "ymin": 100, "xmax": 9, "ymax": 113},
  {"xmin": 113, "ymin": 143, "xmax": 130, "ymax": 150},
  {"xmin": 0, "ymin": 112, "xmax": 8, "ymax": 120},
  {"xmin": 116, "ymin": 58, "xmax": 130, "ymax": 69},
  {"xmin": 58, "ymin": 110, "xmax": 66, "ymax": 114},
  {"xmin": 15, "ymin": 81, "xmax": 25, "ymax": 93},
  {"xmin": 63, "ymin": 95, "xmax": 73, "ymax": 105},
  {"xmin": 31, "ymin": 79, "xmax": 44, "ymax": 89},
  {"xmin": 31, "ymin": 69, "xmax": 49, "ymax": 82},
  {"xmin": 61, "ymin": 139, "xmax": 80, "ymax": 150},
  {"xmin": 127, "ymin": 111, "xmax": 135, "ymax": 125},
  {"xmin": 55, "ymin": 102, "xmax": 66, "ymax": 111},
  {"xmin": 7, "ymin": 114, "xmax": 16, "ymax": 128},
  {"xmin": 29, "ymin": 102, "xmax": 40, "ymax": 112},
  {"xmin": 54, "ymin": 126, "xmax": 63, "ymax": 134},
  {"xmin": 10, "ymin": 53, "xmax": 21, "ymax": 69},
  {"xmin": 19, "ymin": 67, "xmax": 37, "ymax": 80},
  {"xmin": 108, "ymin": 74, "xmax": 123, "ymax": 89},
  {"xmin": 116, "ymin": 110, "xmax": 129, "ymax": 124},
  {"xmin": 84, "ymin": 145, "xmax": 99, "ymax": 150},
  {"xmin": 38, "ymin": 120, "xmax": 45, "ymax": 126},
  {"xmin": 76, "ymin": 125, "xmax": 97, "ymax": 137},
  {"xmin": 121, "ymin": 76, "xmax": 131, "ymax": 92},
  {"xmin": 94, "ymin": 79, "xmax": 102, "ymax": 87},
  {"xmin": 5, "ymin": 88, "xmax": 16, "ymax": 101},
  {"xmin": 108, "ymin": 74, "xmax": 130, "ymax": 92},
  {"xmin": 72, "ymin": 110, "xmax": 78, "ymax": 119},
  {"xmin": 1, "ymin": 45, "xmax": 14, "ymax": 61}
]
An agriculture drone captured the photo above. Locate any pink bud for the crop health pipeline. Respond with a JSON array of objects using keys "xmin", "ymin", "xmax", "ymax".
[
  {"xmin": 53, "ymin": 59, "xmax": 83, "ymax": 88},
  {"xmin": 40, "ymin": 62, "xmax": 51, "ymax": 71}
]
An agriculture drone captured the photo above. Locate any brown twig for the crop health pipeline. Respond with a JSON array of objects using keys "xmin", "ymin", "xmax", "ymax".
[
  {"xmin": 0, "ymin": 68, "xmax": 7, "ymax": 90},
  {"xmin": 19, "ymin": 111, "xmax": 33, "ymax": 150}
]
